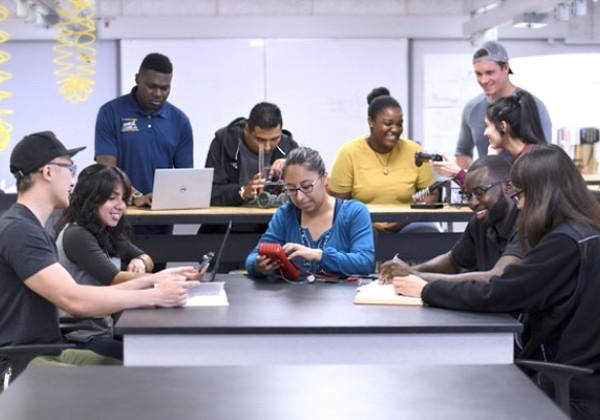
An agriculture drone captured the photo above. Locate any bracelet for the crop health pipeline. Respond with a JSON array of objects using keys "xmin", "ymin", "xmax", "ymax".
[{"xmin": 134, "ymin": 256, "xmax": 149, "ymax": 272}]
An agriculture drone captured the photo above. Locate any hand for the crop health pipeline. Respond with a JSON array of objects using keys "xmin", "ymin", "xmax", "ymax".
[
  {"xmin": 127, "ymin": 258, "xmax": 146, "ymax": 274},
  {"xmin": 283, "ymin": 243, "xmax": 322, "ymax": 262},
  {"xmin": 270, "ymin": 159, "xmax": 286, "ymax": 179},
  {"xmin": 372, "ymin": 222, "xmax": 406, "ymax": 232},
  {"xmin": 181, "ymin": 264, "xmax": 208, "ymax": 281},
  {"xmin": 133, "ymin": 193, "xmax": 153, "ymax": 207},
  {"xmin": 379, "ymin": 256, "xmax": 413, "ymax": 283},
  {"xmin": 432, "ymin": 156, "xmax": 461, "ymax": 178},
  {"xmin": 392, "ymin": 274, "xmax": 427, "ymax": 298},
  {"xmin": 255, "ymin": 254, "xmax": 281, "ymax": 275},
  {"xmin": 151, "ymin": 267, "xmax": 200, "ymax": 307},
  {"xmin": 242, "ymin": 173, "xmax": 265, "ymax": 201}
]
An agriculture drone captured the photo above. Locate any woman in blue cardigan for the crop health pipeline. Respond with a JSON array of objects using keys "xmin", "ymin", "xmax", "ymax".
[{"xmin": 246, "ymin": 147, "xmax": 374, "ymax": 279}]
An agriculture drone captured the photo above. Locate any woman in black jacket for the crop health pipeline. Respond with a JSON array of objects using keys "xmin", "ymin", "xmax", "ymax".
[{"xmin": 392, "ymin": 144, "xmax": 600, "ymax": 420}]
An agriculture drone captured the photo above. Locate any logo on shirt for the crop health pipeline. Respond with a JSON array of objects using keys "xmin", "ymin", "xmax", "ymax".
[{"xmin": 121, "ymin": 118, "xmax": 139, "ymax": 132}]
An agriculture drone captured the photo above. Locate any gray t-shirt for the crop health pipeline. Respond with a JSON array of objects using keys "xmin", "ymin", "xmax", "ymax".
[{"xmin": 455, "ymin": 88, "xmax": 552, "ymax": 159}]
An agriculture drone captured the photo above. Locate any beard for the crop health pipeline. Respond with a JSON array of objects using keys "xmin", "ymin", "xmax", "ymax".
[{"xmin": 483, "ymin": 193, "xmax": 509, "ymax": 229}]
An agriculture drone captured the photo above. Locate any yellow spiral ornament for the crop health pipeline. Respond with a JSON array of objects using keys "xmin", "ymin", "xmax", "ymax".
[
  {"xmin": 0, "ymin": 3, "xmax": 13, "ymax": 152},
  {"xmin": 53, "ymin": 0, "xmax": 96, "ymax": 104}
]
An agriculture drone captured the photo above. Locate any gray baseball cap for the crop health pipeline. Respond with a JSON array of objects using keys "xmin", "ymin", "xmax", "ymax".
[{"xmin": 473, "ymin": 41, "xmax": 513, "ymax": 74}]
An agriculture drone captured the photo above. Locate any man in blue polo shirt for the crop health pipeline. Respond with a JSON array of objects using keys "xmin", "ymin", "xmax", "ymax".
[{"xmin": 94, "ymin": 52, "xmax": 193, "ymax": 208}]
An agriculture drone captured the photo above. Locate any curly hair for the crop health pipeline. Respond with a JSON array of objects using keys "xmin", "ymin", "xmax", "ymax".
[{"xmin": 57, "ymin": 164, "xmax": 133, "ymax": 257}]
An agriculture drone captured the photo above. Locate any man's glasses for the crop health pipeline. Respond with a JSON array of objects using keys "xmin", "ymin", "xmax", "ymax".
[
  {"xmin": 282, "ymin": 178, "xmax": 320, "ymax": 196},
  {"xmin": 47, "ymin": 161, "xmax": 77, "ymax": 177},
  {"xmin": 460, "ymin": 180, "xmax": 504, "ymax": 201},
  {"xmin": 510, "ymin": 189, "xmax": 524, "ymax": 203}
]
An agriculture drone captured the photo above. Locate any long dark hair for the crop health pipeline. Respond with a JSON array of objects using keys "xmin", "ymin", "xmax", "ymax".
[
  {"xmin": 57, "ymin": 164, "xmax": 133, "ymax": 257},
  {"xmin": 510, "ymin": 144, "xmax": 600, "ymax": 249},
  {"xmin": 486, "ymin": 89, "xmax": 546, "ymax": 144}
]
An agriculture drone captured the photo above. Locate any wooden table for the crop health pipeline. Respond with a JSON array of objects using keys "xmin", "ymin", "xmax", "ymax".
[
  {"xmin": 126, "ymin": 204, "xmax": 471, "ymax": 263},
  {"xmin": 115, "ymin": 275, "xmax": 521, "ymax": 367},
  {"xmin": 0, "ymin": 365, "xmax": 566, "ymax": 420}
]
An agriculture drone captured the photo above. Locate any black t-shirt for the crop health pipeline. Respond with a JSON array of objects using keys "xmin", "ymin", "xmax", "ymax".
[
  {"xmin": 0, "ymin": 204, "xmax": 62, "ymax": 347},
  {"xmin": 450, "ymin": 206, "xmax": 521, "ymax": 271}
]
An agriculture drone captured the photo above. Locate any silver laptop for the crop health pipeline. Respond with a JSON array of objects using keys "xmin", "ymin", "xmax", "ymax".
[{"xmin": 151, "ymin": 168, "xmax": 213, "ymax": 210}]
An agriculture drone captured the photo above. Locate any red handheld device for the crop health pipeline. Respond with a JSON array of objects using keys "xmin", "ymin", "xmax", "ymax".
[{"xmin": 258, "ymin": 243, "xmax": 301, "ymax": 281}]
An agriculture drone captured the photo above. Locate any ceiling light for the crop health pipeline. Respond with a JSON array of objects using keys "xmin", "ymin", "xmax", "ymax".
[{"xmin": 513, "ymin": 12, "xmax": 548, "ymax": 29}]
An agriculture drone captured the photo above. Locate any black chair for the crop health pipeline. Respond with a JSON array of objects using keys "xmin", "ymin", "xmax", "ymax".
[
  {"xmin": 517, "ymin": 359, "xmax": 593, "ymax": 417},
  {"xmin": 1, "ymin": 343, "xmax": 73, "ymax": 391}
]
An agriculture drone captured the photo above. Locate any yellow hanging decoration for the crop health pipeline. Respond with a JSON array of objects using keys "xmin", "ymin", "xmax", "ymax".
[
  {"xmin": 53, "ymin": 0, "xmax": 97, "ymax": 104},
  {"xmin": 0, "ymin": 3, "xmax": 13, "ymax": 152}
]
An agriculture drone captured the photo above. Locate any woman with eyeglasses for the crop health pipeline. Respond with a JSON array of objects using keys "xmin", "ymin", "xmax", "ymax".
[
  {"xmin": 55, "ymin": 164, "xmax": 203, "ymax": 359},
  {"xmin": 328, "ymin": 87, "xmax": 437, "ymax": 232},
  {"xmin": 246, "ymin": 147, "xmax": 374, "ymax": 279},
  {"xmin": 433, "ymin": 89, "xmax": 546, "ymax": 186},
  {"xmin": 393, "ymin": 145, "xmax": 600, "ymax": 419}
]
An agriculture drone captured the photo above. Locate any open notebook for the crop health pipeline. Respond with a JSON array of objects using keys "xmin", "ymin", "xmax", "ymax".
[{"xmin": 353, "ymin": 280, "xmax": 423, "ymax": 306}]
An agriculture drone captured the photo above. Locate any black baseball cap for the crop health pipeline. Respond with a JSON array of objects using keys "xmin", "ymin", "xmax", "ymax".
[
  {"xmin": 473, "ymin": 41, "xmax": 513, "ymax": 74},
  {"xmin": 10, "ymin": 131, "xmax": 86, "ymax": 178}
]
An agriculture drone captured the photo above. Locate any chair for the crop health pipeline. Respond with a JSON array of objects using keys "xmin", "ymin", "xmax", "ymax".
[
  {"xmin": 516, "ymin": 360, "xmax": 593, "ymax": 417},
  {"xmin": 1, "ymin": 343, "xmax": 73, "ymax": 392},
  {"xmin": 516, "ymin": 233, "xmax": 600, "ymax": 417}
]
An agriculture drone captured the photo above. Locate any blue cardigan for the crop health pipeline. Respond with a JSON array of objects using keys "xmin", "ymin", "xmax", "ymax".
[{"xmin": 246, "ymin": 198, "xmax": 375, "ymax": 277}]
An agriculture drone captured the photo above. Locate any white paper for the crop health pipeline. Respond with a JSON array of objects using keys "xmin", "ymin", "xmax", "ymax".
[{"xmin": 186, "ymin": 282, "xmax": 229, "ymax": 307}]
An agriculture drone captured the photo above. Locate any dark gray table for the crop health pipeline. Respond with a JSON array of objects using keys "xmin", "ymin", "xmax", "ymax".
[
  {"xmin": 0, "ymin": 365, "xmax": 566, "ymax": 420},
  {"xmin": 115, "ymin": 275, "xmax": 522, "ymax": 366}
]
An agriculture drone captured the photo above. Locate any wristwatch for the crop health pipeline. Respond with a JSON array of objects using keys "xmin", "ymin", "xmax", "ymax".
[
  {"xmin": 129, "ymin": 190, "xmax": 144, "ymax": 205},
  {"xmin": 239, "ymin": 186, "xmax": 246, "ymax": 201}
]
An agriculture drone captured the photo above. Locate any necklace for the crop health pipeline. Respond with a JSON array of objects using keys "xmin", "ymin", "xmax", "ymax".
[{"xmin": 374, "ymin": 150, "xmax": 392, "ymax": 175}]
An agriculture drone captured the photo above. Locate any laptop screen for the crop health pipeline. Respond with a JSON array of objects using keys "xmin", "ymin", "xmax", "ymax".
[{"xmin": 206, "ymin": 220, "xmax": 233, "ymax": 282}]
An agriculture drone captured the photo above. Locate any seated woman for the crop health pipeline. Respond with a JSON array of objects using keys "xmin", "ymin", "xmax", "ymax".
[
  {"xmin": 328, "ymin": 87, "xmax": 437, "ymax": 232},
  {"xmin": 246, "ymin": 147, "xmax": 374, "ymax": 279},
  {"xmin": 434, "ymin": 89, "xmax": 545, "ymax": 186},
  {"xmin": 393, "ymin": 145, "xmax": 600, "ymax": 420},
  {"xmin": 55, "ymin": 164, "xmax": 156, "ymax": 359}
]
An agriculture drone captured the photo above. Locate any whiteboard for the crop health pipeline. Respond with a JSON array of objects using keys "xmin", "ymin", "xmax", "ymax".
[
  {"xmin": 120, "ymin": 39, "xmax": 265, "ymax": 169},
  {"xmin": 0, "ymin": 40, "xmax": 118, "ymax": 191},
  {"xmin": 265, "ymin": 38, "xmax": 408, "ymax": 169},
  {"xmin": 120, "ymin": 38, "xmax": 408, "ymax": 170}
]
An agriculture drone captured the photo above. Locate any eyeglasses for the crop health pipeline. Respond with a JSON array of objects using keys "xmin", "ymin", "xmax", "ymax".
[
  {"xmin": 460, "ymin": 180, "xmax": 504, "ymax": 201},
  {"xmin": 282, "ymin": 178, "xmax": 320, "ymax": 196},
  {"xmin": 510, "ymin": 189, "xmax": 524, "ymax": 202},
  {"xmin": 47, "ymin": 161, "xmax": 77, "ymax": 177}
]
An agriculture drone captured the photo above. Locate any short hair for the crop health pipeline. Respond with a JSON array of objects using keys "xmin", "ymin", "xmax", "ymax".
[
  {"xmin": 366, "ymin": 87, "xmax": 402, "ymax": 119},
  {"xmin": 468, "ymin": 155, "xmax": 511, "ymax": 184},
  {"xmin": 139, "ymin": 53, "xmax": 173, "ymax": 74},
  {"xmin": 283, "ymin": 147, "xmax": 326, "ymax": 178},
  {"xmin": 247, "ymin": 102, "xmax": 282, "ymax": 130},
  {"xmin": 486, "ymin": 90, "xmax": 546, "ymax": 144},
  {"xmin": 16, "ymin": 173, "xmax": 34, "ymax": 193}
]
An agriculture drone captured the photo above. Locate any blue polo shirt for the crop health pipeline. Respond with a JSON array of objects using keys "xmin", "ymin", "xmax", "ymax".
[{"xmin": 94, "ymin": 88, "xmax": 193, "ymax": 194}]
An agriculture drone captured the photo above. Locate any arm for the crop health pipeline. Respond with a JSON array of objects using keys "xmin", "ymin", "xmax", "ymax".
[
  {"xmin": 535, "ymin": 97, "xmax": 553, "ymax": 143},
  {"xmin": 379, "ymin": 252, "xmax": 459, "ymax": 283},
  {"xmin": 455, "ymin": 105, "xmax": 474, "ymax": 170},
  {"xmin": 173, "ymin": 115, "xmax": 194, "ymax": 168},
  {"xmin": 245, "ymin": 207, "xmax": 289, "ymax": 277},
  {"xmin": 418, "ymin": 255, "xmax": 520, "ymax": 283},
  {"xmin": 319, "ymin": 202, "xmax": 375, "ymax": 275},
  {"xmin": 205, "ymin": 134, "xmax": 245, "ymax": 206},
  {"xmin": 328, "ymin": 146, "xmax": 354, "ymax": 199},
  {"xmin": 24, "ymin": 264, "xmax": 198, "ymax": 317}
]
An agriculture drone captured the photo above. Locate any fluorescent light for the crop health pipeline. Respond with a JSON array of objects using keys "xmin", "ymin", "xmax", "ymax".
[{"xmin": 513, "ymin": 12, "xmax": 548, "ymax": 29}]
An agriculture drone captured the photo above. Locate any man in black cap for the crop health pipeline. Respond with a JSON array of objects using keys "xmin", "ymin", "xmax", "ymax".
[
  {"xmin": 453, "ymin": 41, "xmax": 552, "ymax": 169},
  {"xmin": 0, "ymin": 131, "xmax": 199, "ymax": 375}
]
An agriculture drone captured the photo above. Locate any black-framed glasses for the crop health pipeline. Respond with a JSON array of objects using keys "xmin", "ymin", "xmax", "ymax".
[
  {"xmin": 47, "ymin": 161, "xmax": 77, "ymax": 177},
  {"xmin": 283, "ymin": 178, "xmax": 320, "ymax": 196},
  {"xmin": 460, "ymin": 180, "xmax": 504, "ymax": 201},
  {"xmin": 510, "ymin": 189, "xmax": 524, "ymax": 202}
]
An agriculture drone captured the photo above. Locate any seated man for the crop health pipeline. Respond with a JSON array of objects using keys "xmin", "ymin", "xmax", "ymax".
[
  {"xmin": 206, "ymin": 102, "xmax": 298, "ymax": 206},
  {"xmin": 380, "ymin": 155, "xmax": 521, "ymax": 283},
  {"xmin": 0, "ymin": 131, "xmax": 199, "ymax": 375}
]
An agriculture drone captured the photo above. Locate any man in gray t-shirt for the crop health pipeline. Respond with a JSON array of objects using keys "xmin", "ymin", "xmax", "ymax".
[{"xmin": 455, "ymin": 41, "xmax": 552, "ymax": 168}]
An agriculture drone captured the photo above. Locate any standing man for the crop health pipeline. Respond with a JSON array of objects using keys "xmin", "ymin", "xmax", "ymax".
[
  {"xmin": 95, "ymin": 52, "xmax": 193, "ymax": 207},
  {"xmin": 455, "ymin": 41, "xmax": 552, "ymax": 169},
  {"xmin": 206, "ymin": 102, "xmax": 298, "ymax": 206}
]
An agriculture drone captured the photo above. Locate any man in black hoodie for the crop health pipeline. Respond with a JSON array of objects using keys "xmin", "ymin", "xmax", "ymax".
[{"xmin": 206, "ymin": 102, "xmax": 298, "ymax": 206}]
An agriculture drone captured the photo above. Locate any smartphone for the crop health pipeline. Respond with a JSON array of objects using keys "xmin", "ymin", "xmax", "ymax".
[{"xmin": 199, "ymin": 252, "xmax": 215, "ymax": 271}]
